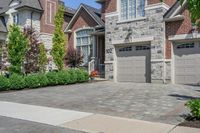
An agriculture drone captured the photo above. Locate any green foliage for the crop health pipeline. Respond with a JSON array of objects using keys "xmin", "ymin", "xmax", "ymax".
[
  {"xmin": 51, "ymin": 5, "xmax": 66, "ymax": 71},
  {"xmin": 0, "ymin": 76, "xmax": 10, "ymax": 91},
  {"xmin": 0, "ymin": 69, "xmax": 88, "ymax": 92},
  {"xmin": 186, "ymin": 99, "xmax": 200, "ymax": 119},
  {"xmin": 76, "ymin": 69, "xmax": 85, "ymax": 83},
  {"xmin": 8, "ymin": 25, "xmax": 28, "ymax": 74},
  {"xmin": 9, "ymin": 74, "xmax": 25, "ymax": 90},
  {"xmin": 38, "ymin": 43, "xmax": 48, "ymax": 73},
  {"xmin": 37, "ymin": 73, "xmax": 49, "ymax": 87},
  {"xmin": 57, "ymin": 71, "xmax": 70, "ymax": 85},
  {"xmin": 180, "ymin": 0, "xmax": 200, "ymax": 27},
  {"xmin": 46, "ymin": 71, "xmax": 59, "ymax": 86},
  {"xmin": 68, "ymin": 69, "xmax": 78, "ymax": 84},
  {"xmin": 25, "ymin": 74, "xmax": 40, "ymax": 88}
]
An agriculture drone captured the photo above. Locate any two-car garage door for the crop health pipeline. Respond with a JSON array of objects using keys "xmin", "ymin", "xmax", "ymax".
[
  {"xmin": 116, "ymin": 45, "xmax": 151, "ymax": 83},
  {"xmin": 174, "ymin": 42, "xmax": 200, "ymax": 85}
]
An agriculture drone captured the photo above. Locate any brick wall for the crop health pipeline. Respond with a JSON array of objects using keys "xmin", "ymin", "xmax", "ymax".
[
  {"xmin": 148, "ymin": 0, "xmax": 176, "ymax": 6},
  {"xmin": 68, "ymin": 8, "xmax": 98, "ymax": 48},
  {"xmin": 40, "ymin": 0, "xmax": 58, "ymax": 34},
  {"xmin": 165, "ymin": 7, "xmax": 193, "ymax": 59}
]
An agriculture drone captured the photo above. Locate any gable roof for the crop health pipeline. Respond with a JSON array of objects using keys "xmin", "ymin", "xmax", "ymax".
[
  {"xmin": 65, "ymin": 3, "xmax": 104, "ymax": 32},
  {"xmin": 164, "ymin": 0, "xmax": 187, "ymax": 22},
  {"xmin": 0, "ymin": 0, "xmax": 12, "ymax": 15},
  {"xmin": 0, "ymin": 0, "xmax": 43, "ymax": 15},
  {"xmin": 15, "ymin": 0, "xmax": 43, "ymax": 11}
]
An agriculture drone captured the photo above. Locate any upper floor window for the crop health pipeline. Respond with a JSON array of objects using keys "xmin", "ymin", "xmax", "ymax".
[
  {"xmin": 76, "ymin": 29, "xmax": 94, "ymax": 65},
  {"xmin": 120, "ymin": 0, "xmax": 145, "ymax": 21},
  {"xmin": 46, "ymin": 0, "xmax": 56, "ymax": 25},
  {"xmin": 13, "ymin": 13, "xmax": 19, "ymax": 25}
]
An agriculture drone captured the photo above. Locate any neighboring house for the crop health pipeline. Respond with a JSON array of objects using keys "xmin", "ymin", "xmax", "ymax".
[
  {"xmin": 164, "ymin": 1, "xmax": 200, "ymax": 85},
  {"xmin": 98, "ymin": 0, "xmax": 200, "ymax": 85},
  {"xmin": 0, "ymin": 0, "xmax": 75, "ymax": 70},
  {"xmin": 65, "ymin": 4, "xmax": 105, "ymax": 77}
]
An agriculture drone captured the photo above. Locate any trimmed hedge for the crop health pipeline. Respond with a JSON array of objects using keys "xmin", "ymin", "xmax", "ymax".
[
  {"xmin": 0, "ymin": 69, "xmax": 89, "ymax": 91},
  {"xmin": 0, "ymin": 76, "xmax": 10, "ymax": 91},
  {"xmin": 9, "ymin": 74, "xmax": 26, "ymax": 90}
]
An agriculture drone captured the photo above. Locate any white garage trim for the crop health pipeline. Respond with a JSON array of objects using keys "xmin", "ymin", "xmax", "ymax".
[
  {"xmin": 169, "ymin": 33, "xmax": 200, "ymax": 42},
  {"xmin": 112, "ymin": 36, "xmax": 154, "ymax": 46}
]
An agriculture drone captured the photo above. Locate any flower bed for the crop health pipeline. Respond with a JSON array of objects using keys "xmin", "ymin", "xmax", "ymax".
[{"xmin": 0, "ymin": 69, "xmax": 89, "ymax": 91}]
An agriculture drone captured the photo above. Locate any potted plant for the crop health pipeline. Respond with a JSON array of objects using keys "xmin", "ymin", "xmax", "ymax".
[{"xmin": 90, "ymin": 70, "xmax": 99, "ymax": 81}]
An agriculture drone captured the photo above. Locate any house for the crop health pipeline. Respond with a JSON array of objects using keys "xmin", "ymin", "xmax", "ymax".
[
  {"xmin": 65, "ymin": 3, "xmax": 105, "ymax": 77},
  {"xmin": 98, "ymin": 0, "xmax": 200, "ymax": 85},
  {"xmin": 0, "ymin": 0, "xmax": 75, "ymax": 70},
  {"xmin": 164, "ymin": 1, "xmax": 200, "ymax": 85}
]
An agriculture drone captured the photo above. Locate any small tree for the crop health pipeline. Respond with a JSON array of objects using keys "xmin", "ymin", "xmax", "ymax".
[
  {"xmin": 51, "ymin": 5, "xmax": 66, "ymax": 71},
  {"xmin": 8, "ymin": 25, "xmax": 28, "ymax": 74},
  {"xmin": 65, "ymin": 47, "xmax": 83, "ymax": 68},
  {"xmin": 38, "ymin": 43, "xmax": 48, "ymax": 73},
  {"xmin": 23, "ymin": 27, "xmax": 40, "ymax": 74},
  {"xmin": 180, "ymin": 0, "xmax": 200, "ymax": 27}
]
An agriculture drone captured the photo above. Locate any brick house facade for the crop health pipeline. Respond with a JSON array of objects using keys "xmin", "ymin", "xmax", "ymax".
[
  {"xmin": 0, "ymin": 0, "xmax": 75, "ymax": 71},
  {"xmin": 65, "ymin": 4, "xmax": 105, "ymax": 76},
  {"xmin": 98, "ymin": 0, "xmax": 200, "ymax": 85}
]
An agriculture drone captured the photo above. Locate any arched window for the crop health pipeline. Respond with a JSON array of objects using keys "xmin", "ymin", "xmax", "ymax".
[
  {"xmin": 120, "ymin": 0, "xmax": 145, "ymax": 20},
  {"xmin": 76, "ymin": 28, "xmax": 94, "ymax": 65}
]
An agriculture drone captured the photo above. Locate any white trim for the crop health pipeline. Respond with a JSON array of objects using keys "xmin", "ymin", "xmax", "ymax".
[
  {"xmin": 151, "ymin": 59, "xmax": 172, "ymax": 62},
  {"xmin": 117, "ymin": 17, "xmax": 146, "ymax": 24},
  {"xmin": 145, "ymin": 2, "xmax": 169, "ymax": 10},
  {"xmin": 105, "ymin": 12, "xmax": 119, "ymax": 18},
  {"xmin": 171, "ymin": 0, "xmax": 187, "ymax": 18},
  {"xmin": 169, "ymin": 33, "xmax": 200, "ymax": 41},
  {"xmin": 65, "ymin": 5, "xmax": 102, "ymax": 32},
  {"xmin": 40, "ymin": 32, "xmax": 53, "ymax": 36},
  {"xmin": 104, "ymin": 61, "xmax": 114, "ymax": 64},
  {"xmin": 171, "ymin": 41, "xmax": 175, "ymax": 84},
  {"xmin": 112, "ymin": 36, "xmax": 154, "ymax": 45}
]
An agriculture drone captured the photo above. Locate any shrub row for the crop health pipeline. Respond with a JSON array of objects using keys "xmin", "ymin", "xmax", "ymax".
[{"xmin": 0, "ymin": 69, "xmax": 89, "ymax": 91}]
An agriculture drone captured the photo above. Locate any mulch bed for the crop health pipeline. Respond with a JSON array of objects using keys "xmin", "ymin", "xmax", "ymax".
[
  {"xmin": 179, "ymin": 115, "xmax": 200, "ymax": 129},
  {"xmin": 179, "ymin": 120, "xmax": 200, "ymax": 128}
]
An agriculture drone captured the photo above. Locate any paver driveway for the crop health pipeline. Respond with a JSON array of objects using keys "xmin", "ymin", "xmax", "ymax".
[{"xmin": 0, "ymin": 81, "xmax": 200, "ymax": 125}]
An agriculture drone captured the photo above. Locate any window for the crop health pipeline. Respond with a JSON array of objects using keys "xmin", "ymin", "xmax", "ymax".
[
  {"xmin": 13, "ymin": 13, "xmax": 19, "ymax": 24},
  {"xmin": 136, "ymin": 45, "xmax": 150, "ymax": 50},
  {"xmin": 177, "ymin": 43, "xmax": 195, "ymax": 49},
  {"xmin": 120, "ymin": 0, "xmax": 145, "ymax": 21},
  {"xmin": 119, "ymin": 46, "xmax": 132, "ymax": 52},
  {"xmin": 46, "ymin": 0, "xmax": 56, "ymax": 25},
  {"xmin": 76, "ymin": 29, "xmax": 94, "ymax": 65}
]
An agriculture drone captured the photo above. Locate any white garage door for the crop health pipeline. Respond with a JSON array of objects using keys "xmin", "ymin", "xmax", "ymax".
[
  {"xmin": 116, "ymin": 45, "xmax": 151, "ymax": 83},
  {"xmin": 174, "ymin": 42, "xmax": 200, "ymax": 85}
]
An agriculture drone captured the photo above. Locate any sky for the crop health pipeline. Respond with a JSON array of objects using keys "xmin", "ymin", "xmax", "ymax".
[{"xmin": 64, "ymin": 0, "xmax": 101, "ymax": 9}]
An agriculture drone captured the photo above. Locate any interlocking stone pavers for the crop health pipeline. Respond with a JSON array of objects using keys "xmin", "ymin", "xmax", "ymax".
[{"xmin": 0, "ymin": 81, "xmax": 199, "ymax": 125}]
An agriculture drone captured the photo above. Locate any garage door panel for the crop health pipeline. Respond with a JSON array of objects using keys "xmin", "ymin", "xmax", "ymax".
[
  {"xmin": 116, "ymin": 45, "xmax": 151, "ymax": 83},
  {"xmin": 174, "ymin": 42, "xmax": 200, "ymax": 85}
]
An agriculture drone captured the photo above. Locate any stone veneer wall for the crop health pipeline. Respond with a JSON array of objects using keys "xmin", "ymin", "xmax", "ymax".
[{"xmin": 105, "ymin": 5, "xmax": 168, "ymax": 83}]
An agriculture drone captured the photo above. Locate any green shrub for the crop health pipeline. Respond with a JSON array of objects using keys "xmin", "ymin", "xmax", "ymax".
[
  {"xmin": 57, "ymin": 71, "xmax": 70, "ymax": 85},
  {"xmin": 0, "ymin": 76, "xmax": 10, "ymax": 91},
  {"xmin": 46, "ymin": 71, "xmax": 58, "ymax": 86},
  {"xmin": 37, "ymin": 73, "xmax": 49, "ymax": 87},
  {"xmin": 68, "ymin": 69, "xmax": 77, "ymax": 84},
  {"xmin": 25, "ymin": 74, "xmax": 40, "ymax": 88},
  {"xmin": 82, "ymin": 70, "xmax": 89, "ymax": 82},
  {"xmin": 9, "ymin": 74, "xmax": 25, "ymax": 90},
  {"xmin": 186, "ymin": 99, "xmax": 200, "ymax": 120},
  {"xmin": 76, "ymin": 69, "xmax": 86, "ymax": 83}
]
